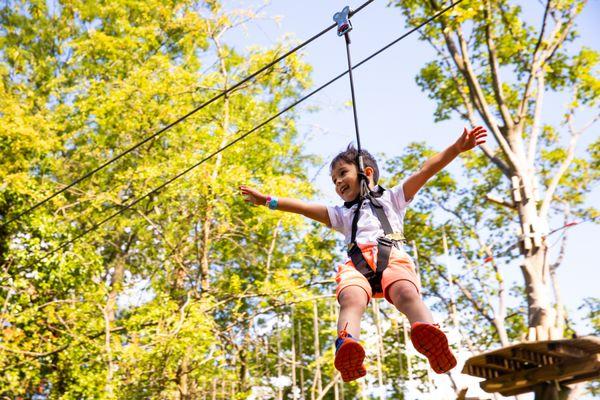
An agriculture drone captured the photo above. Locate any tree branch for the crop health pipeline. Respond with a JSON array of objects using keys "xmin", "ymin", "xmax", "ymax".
[
  {"xmin": 517, "ymin": 2, "xmax": 579, "ymax": 124},
  {"xmin": 486, "ymin": 193, "xmax": 516, "ymax": 209},
  {"xmin": 435, "ymin": 15, "xmax": 522, "ymax": 173},
  {"xmin": 539, "ymin": 118, "xmax": 582, "ymax": 220},
  {"xmin": 527, "ymin": 71, "xmax": 545, "ymax": 166},
  {"xmin": 479, "ymin": 143, "xmax": 512, "ymax": 177},
  {"xmin": 484, "ymin": 0, "xmax": 514, "ymax": 129}
]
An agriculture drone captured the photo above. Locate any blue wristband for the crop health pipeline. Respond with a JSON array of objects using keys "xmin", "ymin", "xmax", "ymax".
[{"xmin": 268, "ymin": 197, "xmax": 278, "ymax": 210}]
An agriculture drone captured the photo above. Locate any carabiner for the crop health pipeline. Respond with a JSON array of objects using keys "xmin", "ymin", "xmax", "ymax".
[{"xmin": 333, "ymin": 6, "xmax": 352, "ymax": 36}]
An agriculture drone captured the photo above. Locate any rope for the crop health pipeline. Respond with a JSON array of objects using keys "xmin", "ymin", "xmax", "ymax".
[
  {"xmin": 2, "ymin": 0, "xmax": 375, "ymax": 228},
  {"xmin": 28, "ymin": 0, "xmax": 464, "ymax": 265},
  {"xmin": 344, "ymin": 33, "xmax": 362, "ymax": 155}
]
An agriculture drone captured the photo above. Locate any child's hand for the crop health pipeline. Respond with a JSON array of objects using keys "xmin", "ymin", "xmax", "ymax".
[
  {"xmin": 454, "ymin": 126, "xmax": 487, "ymax": 153},
  {"xmin": 239, "ymin": 185, "xmax": 267, "ymax": 206}
]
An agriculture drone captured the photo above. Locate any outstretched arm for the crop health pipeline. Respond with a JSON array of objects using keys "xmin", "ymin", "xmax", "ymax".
[
  {"xmin": 403, "ymin": 126, "xmax": 487, "ymax": 201},
  {"xmin": 239, "ymin": 185, "xmax": 331, "ymax": 226}
]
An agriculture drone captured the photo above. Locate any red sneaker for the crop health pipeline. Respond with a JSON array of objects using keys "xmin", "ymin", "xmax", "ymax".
[
  {"xmin": 334, "ymin": 327, "xmax": 366, "ymax": 382},
  {"xmin": 410, "ymin": 322, "xmax": 457, "ymax": 374}
]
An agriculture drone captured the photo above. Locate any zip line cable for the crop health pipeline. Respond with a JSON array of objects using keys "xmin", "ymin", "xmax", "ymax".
[
  {"xmin": 30, "ymin": 0, "xmax": 464, "ymax": 264},
  {"xmin": 2, "ymin": 0, "xmax": 375, "ymax": 229}
]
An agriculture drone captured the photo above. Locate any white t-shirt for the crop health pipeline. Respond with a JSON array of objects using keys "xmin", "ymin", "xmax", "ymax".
[{"xmin": 326, "ymin": 184, "xmax": 412, "ymax": 245}]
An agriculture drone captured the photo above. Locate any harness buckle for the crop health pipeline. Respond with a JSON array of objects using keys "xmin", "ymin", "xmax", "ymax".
[
  {"xmin": 333, "ymin": 6, "xmax": 352, "ymax": 37},
  {"xmin": 385, "ymin": 232, "xmax": 406, "ymax": 242},
  {"xmin": 377, "ymin": 236, "xmax": 394, "ymax": 247}
]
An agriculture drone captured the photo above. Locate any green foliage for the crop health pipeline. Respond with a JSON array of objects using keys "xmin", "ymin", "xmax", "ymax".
[
  {"xmin": 0, "ymin": 0, "xmax": 340, "ymax": 397},
  {"xmin": 2, "ymin": 0, "xmax": 597, "ymax": 398},
  {"xmin": 579, "ymin": 297, "xmax": 600, "ymax": 336},
  {"xmin": 390, "ymin": 0, "xmax": 598, "ymax": 357}
]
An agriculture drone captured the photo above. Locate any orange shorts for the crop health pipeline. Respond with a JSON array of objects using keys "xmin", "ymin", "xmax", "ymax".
[{"xmin": 335, "ymin": 243, "xmax": 421, "ymax": 304}]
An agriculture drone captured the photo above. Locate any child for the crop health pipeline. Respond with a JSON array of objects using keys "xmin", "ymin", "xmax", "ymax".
[{"xmin": 239, "ymin": 126, "xmax": 487, "ymax": 382}]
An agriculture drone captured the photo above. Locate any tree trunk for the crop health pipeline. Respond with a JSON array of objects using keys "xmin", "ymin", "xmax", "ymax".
[
  {"xmin": 534, "ymin": 382, "xmax": 572, "ymax": 400},
  {"xmin": 200, "ymin": 34, "xmax": 232, "ymax": 292},
  {"xmin": 431, "ymin": 4, "xmax": 577, "ymax": 344},
  {"xmin": 104, "ymin": 256, "xmax": 125, "ymax": 399},
  {"xmin": 520, "ymin": 246, "xmax": 556, "ymax": 341},
  {"xmin": 178, "ymin": 352, "xmax": 190, "ymax": 400},
  {"xmin": 508, "ymin": 134, "xmax": 566, "ymax": 337}
]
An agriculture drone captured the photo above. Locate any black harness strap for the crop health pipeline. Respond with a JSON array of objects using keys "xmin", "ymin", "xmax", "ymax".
[
  {"xmin": 347, "ymin": 188, "xmax": 401, "ymax": 294},
  {"xmin": 368, "ymin": 198, "xmax": 393, "ymax": 236}
]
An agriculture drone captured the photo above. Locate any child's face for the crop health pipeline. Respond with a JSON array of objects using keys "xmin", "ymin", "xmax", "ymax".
[{"xmin": 331, "ymin": 161, "xmax": 362, "ymax": 202}]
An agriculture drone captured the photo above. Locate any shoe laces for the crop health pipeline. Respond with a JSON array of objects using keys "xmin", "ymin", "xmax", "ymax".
[{"xmin": 338, "ymin": 321, "xmax": 350, "ymax": 339}]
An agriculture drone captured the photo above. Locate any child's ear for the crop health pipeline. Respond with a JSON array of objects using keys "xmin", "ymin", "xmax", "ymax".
[{"xmin": 364, "ymin": 167, "xmax": 376, "ymax": 185}]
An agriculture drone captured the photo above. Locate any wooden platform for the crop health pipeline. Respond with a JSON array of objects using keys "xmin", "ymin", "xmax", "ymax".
[{"xmin": 462, "ymin": 336, "xmax": 600, "ymax": 397}]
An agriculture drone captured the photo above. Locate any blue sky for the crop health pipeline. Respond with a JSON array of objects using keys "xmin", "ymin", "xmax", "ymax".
[{"xmin": 223, "ymin": 0, "xmax": 599, "ymax": 335}]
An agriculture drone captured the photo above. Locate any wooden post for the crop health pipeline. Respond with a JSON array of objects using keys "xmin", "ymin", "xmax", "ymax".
[
  {"xmin": 277, "ymin": 320, "xmax": 283, "ymax": 400},
  {"xmin": 372, "ymin": 301, "xmax": 385, "ymax": 400},
  {"xmin": 335, "ymin": 300, "xmax": 344, "ymax": 400},
  {"xmin": 312, "ymin": 300, "xmax": 322, "ymax": 399},
  {"xmin": 393, "ymin": 318, "xmax": 404, "ymax": 382},
  {"xmin": 402, "ymin": 317, "xmax": 413, "ymax": 381},
  {"xmin": 535, "ymin": 382, "xmax": 572, "ymax": 400},
  {"xmin": 330, "ymin": 300, "xmax": 339, "ymax": 400},
  {"xmin": 291, "ymin": 305, "xmax": 298, "ymax": 400},
  {"xmin": 298, "ymin": 321, "xmax": 305, "ymax": 400}
]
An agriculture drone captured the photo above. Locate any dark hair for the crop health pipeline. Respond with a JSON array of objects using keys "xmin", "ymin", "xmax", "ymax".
[{"xmin": 330, "ymin": 144, "xmax": 379, "ymax": 184}]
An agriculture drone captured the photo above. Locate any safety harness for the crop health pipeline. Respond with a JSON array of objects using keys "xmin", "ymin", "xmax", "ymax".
[
  {"xmin": 333, "ymin": 6, "xmax": 405, "ymax": 293},
  {"xmin": 346, "ymin": 183, "xmax": 406, "ymax": 294}
]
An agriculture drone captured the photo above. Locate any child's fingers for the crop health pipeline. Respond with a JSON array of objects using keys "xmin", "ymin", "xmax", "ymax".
[{"xmin": 470, "ymin": 127, "xmax": 486, "ymax": 137}]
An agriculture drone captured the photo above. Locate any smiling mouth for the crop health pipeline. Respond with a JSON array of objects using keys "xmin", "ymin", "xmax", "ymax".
[{"xmin": 340, "ymin": 185, "xmax": 350, "ymax": 195}]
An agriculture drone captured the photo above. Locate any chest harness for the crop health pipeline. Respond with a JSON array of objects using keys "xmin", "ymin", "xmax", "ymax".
[{"xmin": 345, "ymin": 185, "xmax": 406, "ymax": 294}]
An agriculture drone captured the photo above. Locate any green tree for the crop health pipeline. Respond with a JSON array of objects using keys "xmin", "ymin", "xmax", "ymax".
[
  {"xmin": 388, "ymin": 0, "xmax": 598, "ymax": 398},
  {"xmin": 0, "ymin": 0, "xmax": 339, "ymax": 398}
]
